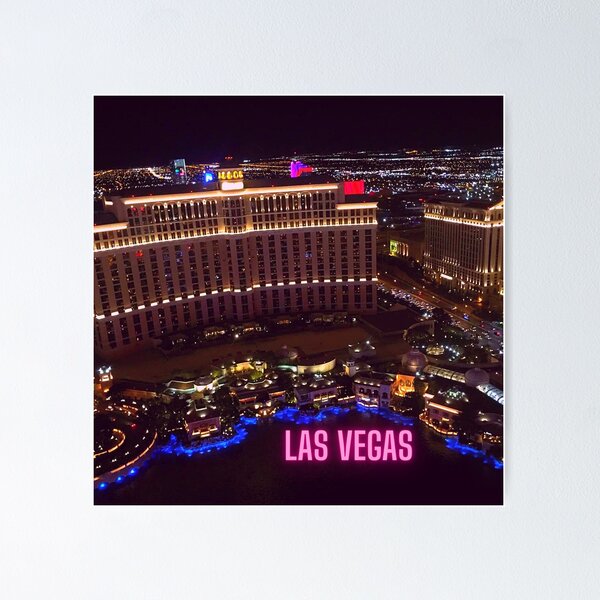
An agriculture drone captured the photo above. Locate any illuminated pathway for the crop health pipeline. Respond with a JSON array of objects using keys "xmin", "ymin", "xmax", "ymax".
[{"xmin": 94, "ymin": 410, "xmax": 157, "ymax": 489}]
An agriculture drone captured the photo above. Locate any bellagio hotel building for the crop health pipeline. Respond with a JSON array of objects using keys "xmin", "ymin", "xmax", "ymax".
[
  {"xmin": 94, "ymin": 172, "xmax": 378, "ymax": 357},
  {"xmin": 423, "ymin": 199, "xmax": 503, "ymax": 295}
]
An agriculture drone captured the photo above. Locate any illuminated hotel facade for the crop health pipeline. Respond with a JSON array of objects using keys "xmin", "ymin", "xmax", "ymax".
[
  {"xmin": 94, "ymin": 172, "xmax": 378, "ymax": 357},
  {"xmin": 423, "ymin": 199, "xmax": 503, "ymax": 295}
]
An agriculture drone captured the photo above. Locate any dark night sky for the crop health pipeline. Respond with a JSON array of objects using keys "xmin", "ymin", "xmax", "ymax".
[{"xmin": 94, "ymin": 96, "xmax": 503, "ymax": 170}]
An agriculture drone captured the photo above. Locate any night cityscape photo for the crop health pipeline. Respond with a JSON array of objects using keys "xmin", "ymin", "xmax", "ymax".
[{"xmin": 93, "ymin": 96, "xmax": 504, "ymax": 505}]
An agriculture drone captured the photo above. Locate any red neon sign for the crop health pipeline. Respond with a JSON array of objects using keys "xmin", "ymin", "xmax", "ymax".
[{"xmin": 343, "ymin": 180, "xmax": 365, "ymax": 195}]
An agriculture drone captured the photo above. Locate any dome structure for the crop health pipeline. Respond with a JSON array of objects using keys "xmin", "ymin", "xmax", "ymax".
[
  {"xmin": 465, "ymin": 368, "xmax": 490, "ymax": 388},
  {"xmin": 194, "ymin": 375, "xmax": 215, "ymax": 393},
  {"xmin": 279, "ymin": 345, "xmax": 299, "ymax": 360},
  {"xmin": 401, "ymin": 349, "xmax": 427, "ymax": 373}
]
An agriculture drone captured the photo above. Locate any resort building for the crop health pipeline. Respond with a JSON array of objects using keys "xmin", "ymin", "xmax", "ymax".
[
  {"xmin": 232, "ymin": 376, "xmax": 287, "ymax": 412},
  {"xmin": 108, "ymin": 379, "xmax": 164, "ymax": 402},
  {"xmin": 353, "ymin": 370, "xmax": 416, "ymax": 408},
  {"xmin": 94, "ymin": 172, "xmax": 378, "ymax": 357},
  {"xmin": 421, "ymin": 388, "xmax": 469, "ymax": 435},
  {"xmin": 294, "ymin": 376, "xmax": 338, "ymax": 407},
  {"xmin": 184, "ymin": 400, "xmax": 221, "ymax": 441},
  {"xmin": 423, "ymin": 199, "xmax": 503, "ymax": 295},
  {"xmin": 95, "ymin": 365, "xmax": 113, "ymax": 395},
  {"xmin": 353, "ymin": 371, "xmax": 395, "ymax": 407},
  {"xmin": 474, "ymin": 413, "xmax": 503, "ymax": 450},
  {"xmin": 379, "ymin": 227, "xmax": 424, "ymax": 262},
  {"xmin": 296, "ymin": 354, "xmax": 337, "ymax": 375},
  {"xmin": 422, "ymin": 400, "xmax": 462, "ymax": 433},
  {"xmin": 165, "ymin": 379, "xmax": 196, "ymax": 395}
]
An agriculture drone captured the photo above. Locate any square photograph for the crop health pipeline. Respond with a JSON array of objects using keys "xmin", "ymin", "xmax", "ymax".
[{"xmin": 93, "ymin": 95, "xmax": 504, "ymax": 505}]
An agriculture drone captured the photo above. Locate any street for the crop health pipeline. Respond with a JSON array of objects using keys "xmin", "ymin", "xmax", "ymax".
[{"xmin": 377, "ymin": 270, "xmax": 504, "ymax": 357}]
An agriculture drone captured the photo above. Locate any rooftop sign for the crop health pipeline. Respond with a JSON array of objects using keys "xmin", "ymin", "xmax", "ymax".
[{"xmin": 217, "ymin": 169, "xmax": 244, "ymax": 181}]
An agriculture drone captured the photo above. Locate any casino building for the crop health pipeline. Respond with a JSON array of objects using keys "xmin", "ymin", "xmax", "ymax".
[
  {"xmin": 94, "ymin": 170, "xmax": 378, "ymax": 357},
  {"xmin": 423, "ymin": 198, "xmax": 503, "ymax": 295}
]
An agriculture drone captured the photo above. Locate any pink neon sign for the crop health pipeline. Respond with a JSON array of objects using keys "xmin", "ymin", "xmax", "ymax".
[{"xmin": 284, "ymin": 428, "xmax": 413, "ymax": 462}]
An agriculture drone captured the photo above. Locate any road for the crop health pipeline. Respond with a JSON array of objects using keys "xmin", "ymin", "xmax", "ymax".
[{"xmin": 377, "ymin": 270, "xmax": 504, "ymax": 356}]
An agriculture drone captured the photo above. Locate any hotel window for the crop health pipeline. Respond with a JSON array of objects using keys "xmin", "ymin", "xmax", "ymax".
[
  {"xmin": 119, "ymin": 318, "xmax": 130, "ymax": 345},
  {"xmin": 106, "ymin": 320, "xmax": 116, "ymax": 348}
]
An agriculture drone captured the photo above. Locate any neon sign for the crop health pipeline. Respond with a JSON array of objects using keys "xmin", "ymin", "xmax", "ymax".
[
  {"xmin": 217, "ymin": 169, "xmax": 244, "ymax": 181},
  {"xmin": 343, "ymin": 180, "xmax": 365, "ymax": 194},
  {"xmin": 284, "ymin": 428, "xmax": 413, "ymax": 461},
  {"xmin": 290, "ymin": 161, "xmax": 313, "ymax": 178},
  {"xmin": 221, "ymin": 181, "xmax": 244, "ymax": 191}
]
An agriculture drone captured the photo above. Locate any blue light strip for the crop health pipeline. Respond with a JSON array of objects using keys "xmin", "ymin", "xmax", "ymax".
[
  {"xmin": 444, "ymin": 437, "xmax": 503, "ymax": 469},
  {"xmin": 160, "ymin": 426, "xmax": 251, "ymax": 457},
  {"xmin": 96, "ymin": 465, "xmax": 142, "ymax": 491},
  {"xmin": 272, "ymin": 405, "xmax": 351, "ymax": 424}
]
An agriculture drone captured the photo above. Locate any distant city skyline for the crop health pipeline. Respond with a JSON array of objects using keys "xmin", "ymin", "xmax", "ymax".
[{"xmin": 94, "ymin": 96, "xmax": 503, "ymax": 170}]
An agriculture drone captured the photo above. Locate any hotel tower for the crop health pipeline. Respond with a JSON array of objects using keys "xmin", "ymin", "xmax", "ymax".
[
  {"xmin": 423, "ymin": 199, "xmax": 503, "ymax": 295},
  {"xmin": 94, "ymin": 171, "xmax": 377, "ymax": 357}
]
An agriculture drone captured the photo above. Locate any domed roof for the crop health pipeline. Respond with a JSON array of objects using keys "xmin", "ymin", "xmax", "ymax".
[
  {"xmin": 465, "ymin": 368, "xmax": 490, "ymax": 388},
  {"xmin": 401, "ymin": 349, "xmax": 427, "ymax": 372},
  {"xmin": 279, "ymin": 345, "xmax": 299, "ymax": 360},
  {"xmin": 195, "ymin": 375, "xmax": 214, "ymax": 386}
]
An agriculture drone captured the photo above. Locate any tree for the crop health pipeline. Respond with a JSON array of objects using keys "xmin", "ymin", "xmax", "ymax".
[
  {"xmin": 453, "ymin": 411, "xmax": 478, "ymax": 442},
  {"xmin": 169, "ymin": 395, "xmax": 188, "ymax": 413},
  {"xmin": 247, "ymin": 369, "xmax": 264, "ymax": 382},
  {"xmin": 276, "ymin": 371, "xmax": 295, "ymax": 394},
  {"xmin": 407, "ymin": 327, "xmax": 432, "ymax": 346},
  {"xmin": 413, "ymin": 377, "xmax": 429, "ymax": 397},
  {"xmin": 403, "ymin": 391, "xmax": 422, "ymax": 415},
  {"xmin": 431, "ymin": 308, "xmax": 452, "ymax": 328},
  {"xmin": 148, "ymin": 402, "xmax": 172, "ymax": 439},
  {"xmin": 336, "ymin": 374, "xmax": 353, "ymax": 393},
  {"xmin": 213, "ymin": 386, "xmax": 240, "ymax": 422},
  {"xmin": 256, "ymin": 390, "xmax": 270, "ymax": 406}
]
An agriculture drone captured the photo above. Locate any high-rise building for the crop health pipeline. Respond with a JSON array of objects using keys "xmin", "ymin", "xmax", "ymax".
[
  {"xmin": 93, "ymin": 172, "xmax": 378, "ymax": 357},
  {"xmin": 170, "ymin": 159, "xmax": 187, "ymax": 184},
  {"xmin": 423, "ymin": 199, "xmax": 503, "ymax": 295}
]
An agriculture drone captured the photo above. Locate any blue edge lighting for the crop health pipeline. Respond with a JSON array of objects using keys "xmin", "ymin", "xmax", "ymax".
[
  {"xmin": 97, "ymin": 405, "xmax": 501, "ymax": 490},
  {"xmin": 444, "ymin": 436, "xmax": 503, "ymax": 469}
]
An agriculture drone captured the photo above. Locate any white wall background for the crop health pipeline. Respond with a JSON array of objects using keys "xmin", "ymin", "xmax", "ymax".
[{"xmin": 1, "ymin": 1, "xmax": 599, "ymax": 598}]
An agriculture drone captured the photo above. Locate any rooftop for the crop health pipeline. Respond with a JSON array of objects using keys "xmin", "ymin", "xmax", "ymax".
[
  {"xmin": 297, "ymin": 352, "xmax": 336, "ymax": 367},
  {"xmin": 184, "ymin": 401, "xmax": 220, "ymax": 424},
  {"xmin": 354, "ymin": 371, "xmax": 394, "ymax": 385},
  {"xmin": 108, "ymin": 379, "xmax": 165, "ymax": 394},
  {"xmin": 294, "ymin": 376, "xmax": 337, "ymax": 394},
  {"xmin": 106, "ymin": 174, "xmax": 338, "ymax": 199},
  {"xmin": 93, "ymin": 211, "xmax": 119, "ymax": 226},
  {"xmin": 166, "ymin": 379, "xmax": 195, "ymax": 391},
  {"xmin": 388, "ymin": 227, "xmax": 424, "ymax": 242},
  {"xmin": 424, "ymin": 198, "xmax": 502, "ymax": 209}
]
